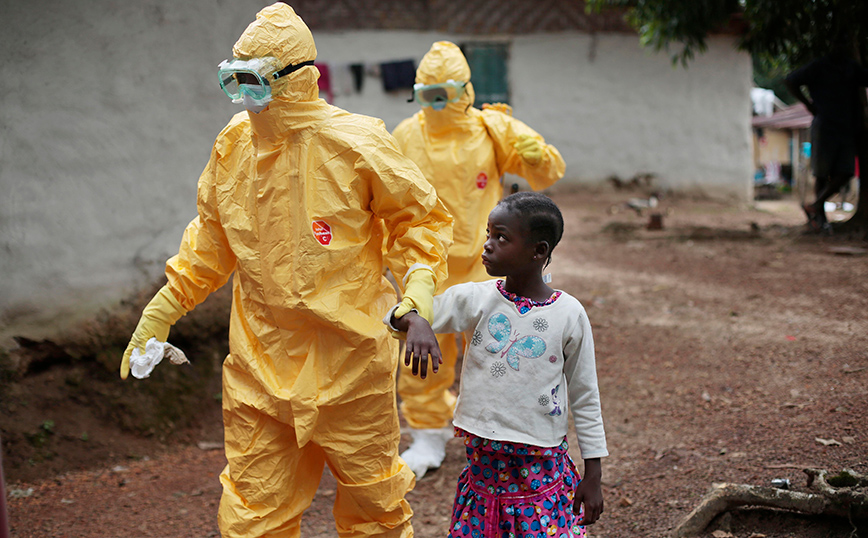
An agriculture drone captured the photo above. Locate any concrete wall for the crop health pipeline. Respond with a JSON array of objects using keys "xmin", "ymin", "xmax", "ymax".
[
  {"xmin": 0, "ymin": 1, "xmax": 267, "ymax": 346},
  {"xmin": 0, "ymin": 1, "xmax": 752, "ymax": 347},
  {"xmin": 318, "ymin": 32, "xmax": 753, "ymax": 200}
]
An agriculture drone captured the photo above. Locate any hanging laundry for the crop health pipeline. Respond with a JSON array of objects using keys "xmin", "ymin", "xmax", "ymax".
[
  {"xmin": 350, "ymin": 63, "xmax": 365, "ymax": 93},
  {"xmin": 380, "ymin": 59, "xmax": 416, "ymax": 92},
  {"xmin": 315, "ymin": 62, "xmax": 333, "ymax": 102},
  {"xmin": 331, "ymin": 63, "xmax": 355, "ymax": 97}
]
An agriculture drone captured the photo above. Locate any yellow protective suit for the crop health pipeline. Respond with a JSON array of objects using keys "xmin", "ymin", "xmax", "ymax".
[
  {"xmin": 159, "ymin": 5, "xmax": 452, "ymax": 537},
  {"xmin": 392, "ymin": 41, "xmax": 565, "ymax": 430}
]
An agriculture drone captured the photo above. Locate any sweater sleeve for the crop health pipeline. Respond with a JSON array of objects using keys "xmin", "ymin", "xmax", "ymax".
[
  {"xmin": 431, "ymin": 282, "xmax": 485, "ymax": 335},
  {"xmin": 366, "ymin": 125, "xmax": 453, "ymax": 289},
  {"xmin": 563, "ymin": 304, "xmax": 608, "ymax": 459}
]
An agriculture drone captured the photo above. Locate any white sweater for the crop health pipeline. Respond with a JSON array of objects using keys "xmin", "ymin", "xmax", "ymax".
[{"xmin": 430, "ymin": 280, "xmax": 608, "ymax": 458}]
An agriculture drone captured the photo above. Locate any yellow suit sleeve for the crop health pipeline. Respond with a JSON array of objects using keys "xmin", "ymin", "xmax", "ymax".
[
  {"xmin": 365, "ymin": 129, "xmax": 453, "ymax": 291},
  {"xmin": 480, "ymin": 109, "xmax": 566, "ymax": 191},
  {"xmin": 165, "ymin": 138, "xmax": 238, "ymax": 311},
  {"xmin": 394, "ymin": 268, "xmax": 436, "ymax": 323},
  {"xmin": 121, "ymin": 127, "xmax": 238, "ymax": 379},
  {"xmin": 120, "ymin": 285, "xmax": 188, "ymax": 379}
]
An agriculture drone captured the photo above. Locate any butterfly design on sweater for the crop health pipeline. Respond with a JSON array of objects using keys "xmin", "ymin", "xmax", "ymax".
[
  {"xmin": 485, "ymin": 313, "xmax": 546, "ymax": 371},
  {"xmin": 548, "ymin": 384, "xmax": 562, "ymax": 416}
]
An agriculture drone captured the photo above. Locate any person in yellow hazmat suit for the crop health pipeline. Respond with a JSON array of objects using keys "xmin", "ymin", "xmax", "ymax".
[
  {"xmin": 119, "ymin": 4, "xmax": 452, "ymax": 537},
  {"xmin": 392, "ymin": 41, "xmax": 566, "ymax": 479}
]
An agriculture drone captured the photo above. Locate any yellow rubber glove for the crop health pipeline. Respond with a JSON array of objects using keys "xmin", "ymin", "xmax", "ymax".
[
  {"xmin": 482, "ymin": 102, "xmax": 513, "ymax": 116},
  {"xmin": 394, "ymin": 268, "xmax": 436, "ymax": 324},
  {"xmin": 513, "ymin": 134, "xmax": 543, "ymax": 166},
  {"xmin": 120, "ymin": 286, "xmax": 188, "ymax": 380}
]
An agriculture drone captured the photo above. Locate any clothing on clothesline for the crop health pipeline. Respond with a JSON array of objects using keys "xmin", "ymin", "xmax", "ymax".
[
  {"xmin": 380, "ymin": 59, "xmax": 416, "ymax": 91},
  {"xmin": 315, "ymin": 62, "xmax": 333, "ymax": 102},
  {"xmin": 331, "ymin": 63, "xmax": 355, "ymax": 96},
  {"xmin": 350, "ymin": 63, "xmax": 364, "ymax": 92}
]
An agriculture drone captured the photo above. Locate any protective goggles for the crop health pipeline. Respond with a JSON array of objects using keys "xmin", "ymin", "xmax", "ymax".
[
  {"xmin": 409, "ymin": 80, "xmax": 468, "ymax": 110},
  {"xmin": 217, "ymin": 56, "xmax": 314, "ymax": 102}
]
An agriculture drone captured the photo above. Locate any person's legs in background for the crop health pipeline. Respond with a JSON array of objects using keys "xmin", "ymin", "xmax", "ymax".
[
  {"xmin": 397, "ymin": 332, "xmax": 459, "ymax": 478},
  {"xmin": 803, "ymin": 131, "xmax": 855, "ymax": 233}
]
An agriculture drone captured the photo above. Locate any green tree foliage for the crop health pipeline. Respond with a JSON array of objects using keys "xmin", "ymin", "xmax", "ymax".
[
  {"xmin": 740, "ymin": 0, "xmax": 868, "ymax": 67},
  {"xmin": 587, "ymin": 0, "xmax": 868, "ymax": 68},
  {"xmin": 588, "ymin": 0, "xmax": 741, "ymax": 66},
  {"xmin": 752, "ymin": 52, "xmax": 796, "ymax": 104}
]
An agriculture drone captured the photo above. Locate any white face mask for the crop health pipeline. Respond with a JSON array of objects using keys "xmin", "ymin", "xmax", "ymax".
[{"xmin": 242, "ymin": 92, "xmax": 271, "ymax": 114}]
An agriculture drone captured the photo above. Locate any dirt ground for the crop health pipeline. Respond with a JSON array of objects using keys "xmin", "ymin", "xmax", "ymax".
[{"xmin": 3, "ymin": 188, "xmax": 867, "ymax": 538}]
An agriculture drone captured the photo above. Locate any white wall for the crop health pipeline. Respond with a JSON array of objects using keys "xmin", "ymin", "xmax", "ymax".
[
  {"xmin": 509, "ymin": 34, "xmax": 753, "ymax": 199},
  {"xmin": 0, "ymin": 2, "xmax": 752, "ymax": 347},
  {"xmin": 315, "ymin": 32, "xmax": 753, "ymax": 201}
]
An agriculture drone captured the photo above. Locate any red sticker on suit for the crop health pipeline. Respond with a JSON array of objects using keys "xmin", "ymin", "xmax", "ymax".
[{"xmin": 312, "ymin": 220, "xmax": 332, "ymax": 245}]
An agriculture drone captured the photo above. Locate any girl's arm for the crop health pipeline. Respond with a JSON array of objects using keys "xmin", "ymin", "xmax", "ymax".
[
  {"xmin": 563, "ymin": 306, "xmax": 608, "ymax": 459},
  {"xmin": 385, "ymin": 281, "xmax": 484, "ymax": 378},
  {"xmin": 574, "ymin": 458, "xmax": 603, "ymax": 525},
  {"xmin": 562, "ymin": 302, "xmax": 608, "ymax": 524}
]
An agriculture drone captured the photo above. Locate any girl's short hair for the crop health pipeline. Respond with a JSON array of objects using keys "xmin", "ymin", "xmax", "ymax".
[{"xmin": 497, "ymin": 192, "xmax": 564, "ymax": 255}]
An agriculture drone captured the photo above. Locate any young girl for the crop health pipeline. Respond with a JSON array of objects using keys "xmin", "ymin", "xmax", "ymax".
[{"xmin": 388, "ymin": 192, "xmax": 607, "ymax": 538}]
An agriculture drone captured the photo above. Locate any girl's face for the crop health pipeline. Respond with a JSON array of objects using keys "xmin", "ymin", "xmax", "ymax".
[{"xmin": 482, "ymin": 205, "xmax": 537, "ymax": 277}]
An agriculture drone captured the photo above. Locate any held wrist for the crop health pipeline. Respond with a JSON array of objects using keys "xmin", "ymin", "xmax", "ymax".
[
  {"xmin": 390, "ymin": 308, "xmax": 419, "ymax": 332},
  {"xmin": 395, "ymin": 308, "xmax": 419, "ymax": 319}
]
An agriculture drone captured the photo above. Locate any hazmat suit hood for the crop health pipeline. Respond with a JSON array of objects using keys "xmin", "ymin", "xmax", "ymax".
[
  {"xmin": 416, "ymin": 41, "xmax": 475, "ymax": 131},
  {"xmin": 232, "ymin": 3, "xmax": 319, "ymax": 104}
]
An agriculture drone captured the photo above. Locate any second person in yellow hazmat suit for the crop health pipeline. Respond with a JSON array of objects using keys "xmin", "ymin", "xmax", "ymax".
[
  {"xmin": 392, "ymin": 41, "xmax": 566, "ymax": 479},
  {"xmin": 119, "ymin": 4, "xmax": 452, "ymax": 537}
]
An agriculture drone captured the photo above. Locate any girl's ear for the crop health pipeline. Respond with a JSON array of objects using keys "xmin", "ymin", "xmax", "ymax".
[{"xmin": 534, "ymin": 241, "xmax": 551, "ymax": 260}]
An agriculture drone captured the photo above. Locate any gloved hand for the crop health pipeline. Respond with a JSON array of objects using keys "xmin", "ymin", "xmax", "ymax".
[
  {"xmin": 513, "ymin": 134, "xmax": 543, "ymax": 166},
  {"xmin": 394, "ymin": 268, "xmax": 436, "ymax": 324},
  {"xmin": 482, "ymin": 102, "xmax": 513, "ymax": 116},
  {"xmin": 120, "ymin": 286, "xmax": 188, "ymax": 380}
]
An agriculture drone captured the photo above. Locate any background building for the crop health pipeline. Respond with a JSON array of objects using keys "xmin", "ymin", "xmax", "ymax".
[{"xmin": 751, "ymin": 102, "xmax": 812, "ymax": 196}]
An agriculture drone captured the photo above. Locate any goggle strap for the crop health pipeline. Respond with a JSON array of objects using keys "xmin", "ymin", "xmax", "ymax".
[{"xmin": 273, "ymin": 60, "xmax": 315, "ymax": 80}]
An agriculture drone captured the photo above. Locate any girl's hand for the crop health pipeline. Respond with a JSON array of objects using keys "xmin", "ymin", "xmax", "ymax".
[
  {"xmin": 395, "ymin": 312, "xmax": 442, "ymax": 379},
  {"xmin": 574, "ymin": 458, "xmax": 603, "ymax": 526}
]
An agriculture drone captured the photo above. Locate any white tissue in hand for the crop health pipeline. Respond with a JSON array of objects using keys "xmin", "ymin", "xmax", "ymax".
[{"xmin": 130, "ymin": 337, "xmax": 189, "ymax": 379}]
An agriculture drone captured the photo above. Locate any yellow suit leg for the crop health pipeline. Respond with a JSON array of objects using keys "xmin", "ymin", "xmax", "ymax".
[
  {"xmin": 321, "ymin": 391, "xmax": 415, "ymax": 538},
  {"xmin": 398, "ymin": 332, "xmax": 459, "ymax": 429},
  {"xmin": 218, "ymin": 363, "xmax": 326, "ymax": 538},
  {"xmin": 218, "ymin": 356, "xmax": 414, "ymax": 538}
]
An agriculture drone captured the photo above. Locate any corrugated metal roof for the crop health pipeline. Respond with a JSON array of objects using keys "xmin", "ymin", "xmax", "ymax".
[{"xmin": 751, "ymin": 103, "xmax": 812, "ymax": 130}]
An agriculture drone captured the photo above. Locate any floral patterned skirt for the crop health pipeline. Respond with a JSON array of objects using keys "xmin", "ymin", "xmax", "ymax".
[{"xmin": 447, "ymin": 430, "xmax": 585, "ymax": 538}]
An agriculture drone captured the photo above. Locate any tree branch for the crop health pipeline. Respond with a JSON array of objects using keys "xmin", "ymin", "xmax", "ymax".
[{"xmin": 672, "ymin": 469, "xmax": 868, "ymax": 537}]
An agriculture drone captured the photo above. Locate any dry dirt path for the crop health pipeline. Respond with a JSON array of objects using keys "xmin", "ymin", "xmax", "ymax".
[{"xmin": 5, "ymin": 189, "xmax": 867, "ymax": 538}]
